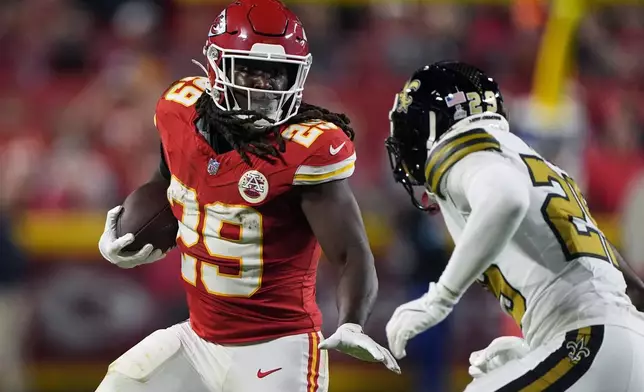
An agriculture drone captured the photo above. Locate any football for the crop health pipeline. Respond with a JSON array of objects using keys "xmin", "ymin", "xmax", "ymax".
[{"xmin": 116, "ymin": 180, "xmax": 178, "ymax": 253}]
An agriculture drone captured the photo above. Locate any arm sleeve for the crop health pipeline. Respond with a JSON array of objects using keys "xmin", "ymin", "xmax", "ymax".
[
  {"xmin": 436, "ymin": 152, "xmax": 531, "ymax": 296},
  {"xmin": 159, "ymin": 142, "xmax": 171, "ymax": 180}
]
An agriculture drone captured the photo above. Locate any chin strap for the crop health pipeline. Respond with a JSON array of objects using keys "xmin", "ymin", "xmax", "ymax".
[
  {"xmin": 192, "ymin": 59, "xmax": 210, "ymax": 82},
  {"xmin": 421, "ymin": 190, "xmax": 441, "ymax": 215}
]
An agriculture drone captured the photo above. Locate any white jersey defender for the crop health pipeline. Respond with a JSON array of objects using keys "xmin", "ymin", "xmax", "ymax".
[{"xmin": 426, "ymin": 114, "xmax": 644, "ymax": 391}]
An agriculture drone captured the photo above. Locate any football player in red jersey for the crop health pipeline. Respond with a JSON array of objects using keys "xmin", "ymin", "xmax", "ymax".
[{"xmin": 96, "ymin": 0, "xmax": 399, "ymax": 391}]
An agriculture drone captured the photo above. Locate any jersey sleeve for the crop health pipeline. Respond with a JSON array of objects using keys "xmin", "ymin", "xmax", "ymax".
[
  {"xmin": 436, "ymin": 153, "xmax": 530, "ymax": 298},
  {"xmin": 154, "ymin": 94, "xmax": 192, "ymax": 175},
  {"xmin": 424, "ymin": 128, "xmax": 501, "ymax": 198},
  {"xmin": 153, "ymin": 77, "xmax": 209, "ymax": 174},
  {"xmin": 291, "ymin": 124, "xmax": 356, "ymax": 186},
  {"xmin": 154, "ymin": 76, "xmax": 206, "ymax": 142}
]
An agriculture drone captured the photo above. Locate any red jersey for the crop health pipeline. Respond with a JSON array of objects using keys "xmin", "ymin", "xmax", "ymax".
[{"xmin": 155, "ymin": 77, "xmax": 356, "ymax": 344}]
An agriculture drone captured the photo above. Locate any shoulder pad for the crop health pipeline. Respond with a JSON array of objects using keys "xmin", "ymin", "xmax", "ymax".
[
  {"xmin": 158, "ymin": 76, "xmax": 208, "ymax": 111},
  {"xmin": 280, "ymin": 120, "xmax": 356, "ymax": 186},
  {"xmin": 155, "ymin": 76, "xmax": 208, "ymax": 129},
  {"xmin": 425, "ymin": 128, "xmax": 501, "ymax": 197},
  {"xmin": 280, "ymin": 120, "xmax": 348, "ymax": 148}
]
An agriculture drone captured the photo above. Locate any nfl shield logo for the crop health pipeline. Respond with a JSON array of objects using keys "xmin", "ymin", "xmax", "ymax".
[{"xmin": 207, "ymin": 158, "xmax": 220, "ymax": 175}]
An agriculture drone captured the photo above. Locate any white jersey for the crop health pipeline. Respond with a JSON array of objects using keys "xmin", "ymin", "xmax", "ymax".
[{"xmin": 426, "ymin": 114, "xmax": 633, "ymax": 347}]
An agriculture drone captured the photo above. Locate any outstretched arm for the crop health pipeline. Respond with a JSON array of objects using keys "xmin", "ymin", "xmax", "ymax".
[
  {"xmin": 300, "ymin": 179, "xmax": 400, "ymax": 373},
  {"xmin": 437, "ymin": 152, "xmax": 531, "ymax": 296},
  {"xmin": 386, "ymin": 152, "xmax": 531, "ymax": 359},
  {"xmin": 300, "ymin": 179, "xmax": 376, "ymax": 326}
]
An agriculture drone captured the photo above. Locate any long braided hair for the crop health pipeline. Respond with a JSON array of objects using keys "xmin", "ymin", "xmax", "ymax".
[{"xmin": 194, "ymin": 93, "xmax": 355, "ymax": 165}]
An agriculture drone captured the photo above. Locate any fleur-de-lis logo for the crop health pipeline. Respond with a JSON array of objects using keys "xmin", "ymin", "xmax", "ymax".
[
  {"xmin": 566, "ymin": 339, "xmax": 590, "ymax": 364},
  {"xmin": 396, "ymin": 79, "xmax": 421, "ymax": 113}
]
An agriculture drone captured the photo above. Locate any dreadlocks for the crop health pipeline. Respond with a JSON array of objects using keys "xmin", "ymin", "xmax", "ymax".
[{"xmin": 194, "ymin": 93, "xmax": 355, "ymax": 165}]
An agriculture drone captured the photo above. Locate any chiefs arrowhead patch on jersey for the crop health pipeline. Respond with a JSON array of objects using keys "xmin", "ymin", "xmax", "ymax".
[{"xmin": 238, "ymin": 170, "xmax": 269, "ymax": 204}]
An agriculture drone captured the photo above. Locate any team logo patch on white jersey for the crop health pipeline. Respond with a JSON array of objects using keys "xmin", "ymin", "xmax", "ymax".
[
  {"xmin": 566, "ymin": 339, "xmax": 590, "ymax": 364},
  {"xmin": 238, "ymin": 170, "xmax": 268, "ymax": 203}
]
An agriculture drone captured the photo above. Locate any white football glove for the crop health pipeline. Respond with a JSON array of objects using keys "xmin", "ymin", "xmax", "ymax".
[
  {"xmin": 98, "ymin": 206, "xmax": 166, "ymax": 269},
  {"xmin": 468, "ymin": 336, "xmax": 530, "ymax": 378},
  {"xmin": 386, "ymin": 282, "xmax": 459, "ymax": 359},
  {"xmin": 319, "ymin": 323, "xmax": 401, "ymax": 374}
]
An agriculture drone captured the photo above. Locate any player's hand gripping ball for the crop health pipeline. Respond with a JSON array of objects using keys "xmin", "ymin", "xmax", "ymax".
[{"xmin": 98, "ymin": 181, "xmax": 177, "ymax": 269}]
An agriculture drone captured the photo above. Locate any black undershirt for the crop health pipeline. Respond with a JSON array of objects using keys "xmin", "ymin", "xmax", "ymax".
[{"xmin": 159, "ymin": 142, "xmax": 171, "ymax": 180}]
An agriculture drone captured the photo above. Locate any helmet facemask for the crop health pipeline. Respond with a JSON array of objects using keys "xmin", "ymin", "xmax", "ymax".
[
  {"xmin": 205, "ymin": 43, "xmax": 312, "ymax": 125},
  {"xmin": 386, "ymin": 95, "xmax": 434, "ymax": 211}
]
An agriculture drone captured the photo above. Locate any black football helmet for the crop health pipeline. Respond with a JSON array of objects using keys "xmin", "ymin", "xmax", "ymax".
[{"xmin": 385, "ymin": 61, "xmax": 507, "ymax": 210}]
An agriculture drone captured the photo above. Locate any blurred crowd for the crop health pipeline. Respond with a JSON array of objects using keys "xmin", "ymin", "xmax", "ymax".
[
  {"xmin": 1, "ymin": 1, "xmax": 644, "ymax": 391},
  {"xmin": 2, "ymin": 0, "xmax": 643, "ymax": 211}
]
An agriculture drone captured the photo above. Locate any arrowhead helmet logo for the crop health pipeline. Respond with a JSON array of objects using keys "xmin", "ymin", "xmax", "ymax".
[{"xmin": 208, "ymin": 9, "xmax": 227, "ymax": 37}]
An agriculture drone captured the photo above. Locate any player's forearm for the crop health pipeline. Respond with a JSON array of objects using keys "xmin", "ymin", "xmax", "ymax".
[
  {"xmin": 150, "ymin": 167, "xmax": 171, "ymax": 184},
  {"xmin": 299, "ymin": 180, "xmax": 378, "ymax": 327},
  {"xmin": 335, "ymin": 246, "xmax": 378, "ymax": 327},
  {"xmin": 610, "ymin": 243, "xmax": 644, "ymax": 294},
  {"xmin": 439, "ymin": 165, "xmax": 530, "ymax": 296}
]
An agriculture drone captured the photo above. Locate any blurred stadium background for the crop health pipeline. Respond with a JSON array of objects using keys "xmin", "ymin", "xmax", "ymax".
[{"xmin": 1, "ymin": 0, "xmax": 644, "ymax": 391}]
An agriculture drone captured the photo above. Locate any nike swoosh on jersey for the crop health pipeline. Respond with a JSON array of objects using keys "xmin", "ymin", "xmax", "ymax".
[
  {"xmin": 329, "ymin": 142, "xmax": 346, "ymax": 155},
  {"xmin": 257, "ymin": 367, "xmax": 283, "ymax": 379}
]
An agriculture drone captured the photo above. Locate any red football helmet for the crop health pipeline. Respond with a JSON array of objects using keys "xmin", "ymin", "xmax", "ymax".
[{"xmin": 203, "ymin": 0, "xmax": 311, "ymax": 124}]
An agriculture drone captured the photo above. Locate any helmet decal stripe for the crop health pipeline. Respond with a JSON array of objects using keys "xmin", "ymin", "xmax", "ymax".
[{"xmin": 427, "ymin": 110, "xmax": 437, "ymax": 151}]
